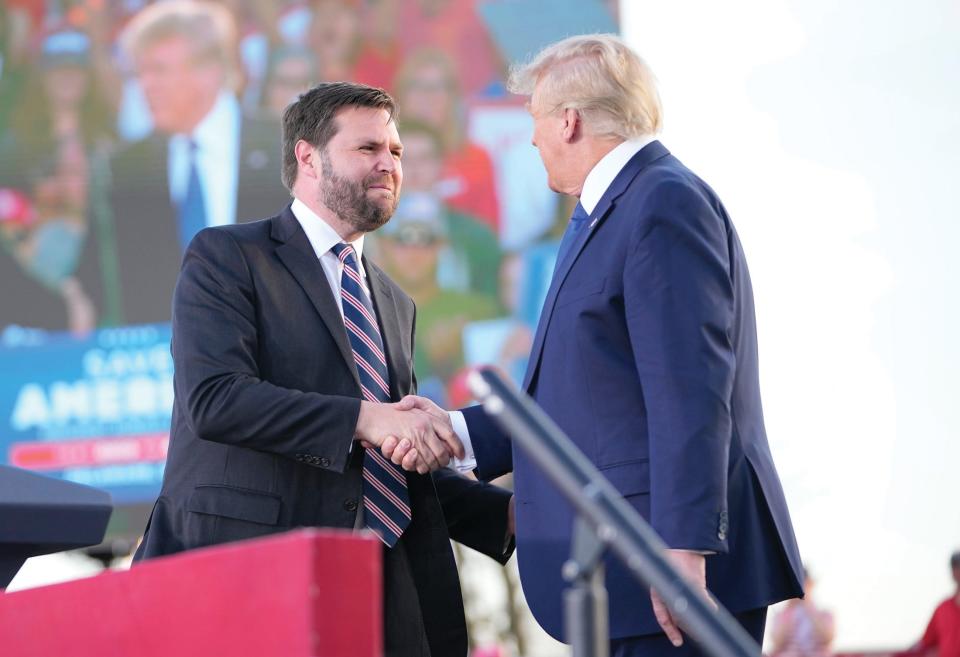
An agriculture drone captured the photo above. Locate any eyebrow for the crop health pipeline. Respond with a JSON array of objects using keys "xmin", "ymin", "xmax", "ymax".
[{"xmin": 357, "ymin": 139, "xmax": 402, "ymax": 151}]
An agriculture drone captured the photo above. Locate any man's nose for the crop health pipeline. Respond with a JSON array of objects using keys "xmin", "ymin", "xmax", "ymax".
[{"xmin": 376, "ymin": 150, "xmax": 397, "ymax": 172}]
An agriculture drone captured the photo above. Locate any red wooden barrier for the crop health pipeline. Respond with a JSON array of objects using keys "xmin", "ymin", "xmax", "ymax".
[{"xmin": 0, "ymin": 529, "xmax": 382, "ymax": 657}]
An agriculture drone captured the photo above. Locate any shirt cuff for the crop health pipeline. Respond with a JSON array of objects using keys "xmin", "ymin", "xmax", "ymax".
[{"xmin": 447, "ymin": 410, "xmax": 476, "ymax": 473}]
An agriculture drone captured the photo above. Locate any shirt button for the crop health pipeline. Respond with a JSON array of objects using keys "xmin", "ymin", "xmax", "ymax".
[{"xmin": 343, "ymin": 499, "xmax": 358, "ymax": 512}]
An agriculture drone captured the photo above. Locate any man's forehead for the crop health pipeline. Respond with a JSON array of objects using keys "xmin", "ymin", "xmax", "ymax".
[
  {"xmin": 336, "ymin": 106, "xmax": 396, "ymax": 129},
  {"xmin": 526, "ymin": 85, "xmax": 549, "ymax": 115},
  {"xmin": 332, "ymin": 106, "xmax": 398, "ymax": 136},
  {"xmin": 526, "ymin": 97, "xmax": 547, "ymax": 118},
  {"xmin": 138, "ymin": 34, "xmax": 192, "ymax": 58}
]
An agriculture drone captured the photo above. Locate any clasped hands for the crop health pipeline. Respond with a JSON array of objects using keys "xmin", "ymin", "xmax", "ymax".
[
  {"xmin": 358, "ymin": 398, "xmax": 709, "ymax": 644},
  {"xmin": 355, "ymin": 395, "xmax": 461, "ymax": 474}
]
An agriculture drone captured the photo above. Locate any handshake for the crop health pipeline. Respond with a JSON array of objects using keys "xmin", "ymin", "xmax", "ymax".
[{"xmin": 354, "ymin": 395, "xmax": 463, "ymax": 474}]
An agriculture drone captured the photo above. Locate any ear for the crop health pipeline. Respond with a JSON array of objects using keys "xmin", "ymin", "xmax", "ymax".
[
  {"xmin": 561, "ymin": 108, "xmax": 581, "ymax": 143},
  {"xmin": 294, "ymin": 140, "xmax": 319, "ymax": 180}
]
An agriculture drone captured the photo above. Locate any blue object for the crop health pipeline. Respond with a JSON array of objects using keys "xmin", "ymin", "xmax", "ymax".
[
  {"xmin": 0, "ymin": 324, "xmax": 173, "ymax": 505},
  {"xmin": 177, "ymin": 141, "xmax": 207, "ymax": 251},
  {"xmin": 462, "ymin": 142, "xmax": 804, "ymax": 641},
  {"xmin": 0, "ymin": 464, "xmax": 112, "ymax": 587},
  {"xmin": 553, "ymin": 201, "xmax": 589, "ymax": 268},
  {"xmin": 477, "ymin": 0, "xmax": 618, "ymax": 66}
]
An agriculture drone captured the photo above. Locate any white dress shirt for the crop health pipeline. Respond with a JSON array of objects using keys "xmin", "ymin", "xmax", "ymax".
[
  {"xmin": 579, "ymin": 135, "xmax": 656, "ymax": 214},
  {"xmin": 290, "ymin": 198, "xmax": 477, "ymax": 472},
  {"xmin": 291, "ymin": 197, "xmax": 369, "ymax": 306},
  {"xmin": 452, "ymin": 136, "xmax": 657, "ymax": 469},
  {"xmin": 168, "ymin": 91, "xmax": 241, "ymax": 229}
]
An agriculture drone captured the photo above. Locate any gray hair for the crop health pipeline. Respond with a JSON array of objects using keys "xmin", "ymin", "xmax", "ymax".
[
  {"xmin": 121, "ymin": 1, "xmax": 238, "ymax": 89},
  {"xmin": 508, "ymin": 33, "xmax": 662, "ymax": 140}
]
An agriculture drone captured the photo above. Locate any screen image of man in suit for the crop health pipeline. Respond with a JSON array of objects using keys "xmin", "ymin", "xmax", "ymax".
[
  {"xmin": 384, "ymin": 34, "xmax": 805, "ymax": 656},
  {"xmin": 133, "ymin": 82, "xmax": 515, "ymax": 657},
  {"xmin": 81, "ymin": 1, "xmax": 290, "ymax": 325}
]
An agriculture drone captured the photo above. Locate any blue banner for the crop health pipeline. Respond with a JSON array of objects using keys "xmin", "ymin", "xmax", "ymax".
[{"xmin": 0, "ymin": 324, "xmax": 173, "ymax": 504}]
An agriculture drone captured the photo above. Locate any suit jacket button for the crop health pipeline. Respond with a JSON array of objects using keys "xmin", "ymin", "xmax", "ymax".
[
  {"xmin": 319, "ymin": 457, "xmax": 331, "ymax": 467},
  {"xmin": 344, "ymin": 499, "xmax": 358, "ymax": 512},
  {"xmin": 718, "ymin": 530, "xmax": 727, "ymax": 541}
]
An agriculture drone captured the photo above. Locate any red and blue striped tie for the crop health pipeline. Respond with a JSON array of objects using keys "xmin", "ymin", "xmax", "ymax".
[{"xmin": 331, "ymin": 242, "xmax": 411, "ymax": 547}]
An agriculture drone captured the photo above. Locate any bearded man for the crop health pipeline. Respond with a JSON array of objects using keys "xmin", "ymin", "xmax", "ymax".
[{"xmin": 134, "ymin": 82, "xmax": 515, "ymax": 657}]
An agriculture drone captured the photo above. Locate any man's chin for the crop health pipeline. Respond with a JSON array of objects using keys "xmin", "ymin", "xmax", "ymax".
[
  {"xmin": 366, "ymin": 188, "xmax": 395, "ymax": 200},
  {"xmin": 353, "ymin": 206, "xmax": 395, "ymax": 232},
  {"xmin": 367, "ymin": 193, "xmax": 397, "ymax": 212},
  {"xmin": 151, "ymin": 115, "xmax": 180, "ymax": 135}
]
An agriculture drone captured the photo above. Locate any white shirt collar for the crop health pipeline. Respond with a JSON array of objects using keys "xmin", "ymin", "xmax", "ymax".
[
  {"xmin": 290, "ymin": 197, "xmax": 366, "ymax": 262},
  {"xmin": 190, "ymin": 91, "xmax": 238, "ymax": 154},
  {"xmin": 579, "ymin": 135, "xmax": 656, "ymax": 214}
]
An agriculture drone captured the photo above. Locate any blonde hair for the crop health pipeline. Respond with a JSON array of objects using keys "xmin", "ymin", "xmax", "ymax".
[
  {"xmin": 121, "ymin": 1, "xmax": 239, "ymax": 90},
  {"xmin": 508, "ymin": 33, "xmax": 662, "ymax": 140}
]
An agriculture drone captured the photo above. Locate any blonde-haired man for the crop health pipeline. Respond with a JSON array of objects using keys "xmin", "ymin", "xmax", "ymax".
[
  {"xmin": 91, "ymin": 1, "xmax": 288, "ymax": 325},
  {"xmin": 392, "ymin": 34, "xmax": 804, "ymax": 655}
]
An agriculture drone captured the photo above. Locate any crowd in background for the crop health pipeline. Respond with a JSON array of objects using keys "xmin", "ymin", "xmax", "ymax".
[
  {"xmin": 0, "ymin": 0, "xmax": 618, "ymax": 407},
  {"xmin": 766, "ymin": 553, "xmax": 960, "ymax": 657}
]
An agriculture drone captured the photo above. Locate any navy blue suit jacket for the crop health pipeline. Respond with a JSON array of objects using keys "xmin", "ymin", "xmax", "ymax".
[{"xmin": 463, "ymin": 141, "xmax": 803, "ymax": 640}]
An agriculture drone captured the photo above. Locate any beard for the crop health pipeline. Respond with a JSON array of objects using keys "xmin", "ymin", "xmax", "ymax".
[{"xmin": 319, "ymin": 150, "xmax": 399, "ymax": 233}]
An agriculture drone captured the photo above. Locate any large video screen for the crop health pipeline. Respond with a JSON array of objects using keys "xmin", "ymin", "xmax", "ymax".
[{"xmin": 0, "ymin": 0, "xmax": 618, "ymax": 536}]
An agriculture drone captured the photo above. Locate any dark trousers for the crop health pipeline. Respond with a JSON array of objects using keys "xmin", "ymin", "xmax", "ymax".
[
  {"xmin": 383, "ymin": 539, "xmax": 432, "ymax": 657},
  {"xmin": 611, "ymin": 607, "xmax": 767, "ymax": 657}
]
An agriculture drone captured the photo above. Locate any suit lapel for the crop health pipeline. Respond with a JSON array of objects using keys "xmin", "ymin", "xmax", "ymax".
[
  {"xmin": 272, "ymin": 208, "xmax": 362, "ymax": 388},
  {"xmin": 521, "ymin": 213, "xmax": 604, "ymax": 391},
  {"xmin": 522, "ymin": 141, "xmax": 671, "ymax": 392},
  {"xmin": 365, "ymin": 259, "xmax": 408, "ymax": 402}
]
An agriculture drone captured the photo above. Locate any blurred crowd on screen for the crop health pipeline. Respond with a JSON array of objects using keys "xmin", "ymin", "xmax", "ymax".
[{"xmin": 0, "ymin": 0, "xmax": 618, "ymax": 407}]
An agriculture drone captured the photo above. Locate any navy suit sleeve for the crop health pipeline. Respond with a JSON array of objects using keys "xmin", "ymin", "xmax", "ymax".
[
  {"xmin": 433, "ymin": 468, "xmax": 515, "ymax": 564},
  {"xmin": 461, "ymin": 404, "xmax": 513, "ymax": 481},
  {"xmin": 172, "ymin": 227, "xmax": 361, "ymax": 472},
  {"xmin": 623, "ymin": 179, "xmax": 735, "ymax": 553}
]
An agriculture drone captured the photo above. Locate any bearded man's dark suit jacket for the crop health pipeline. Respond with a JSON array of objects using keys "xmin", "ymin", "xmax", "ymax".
[
  {"xmin": 134, "ymin": 206, "xmax": 512, "ymax": 657},
  {"xmin": 463, "ymin": 141, "xmax": 804, "ymax": 643},
  {"xmin": 80, "ymin": 117, "xmax": 291, "ymax": 326}
]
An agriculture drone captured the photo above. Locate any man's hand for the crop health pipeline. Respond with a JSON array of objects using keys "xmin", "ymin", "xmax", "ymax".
[
  {"xmin": 355, "ymin": 401, "xmax": 464, "ymax": 474},
  {"xmin": 379, "ymin": 396, "xmax": 456, "ymax": 469},
  {"xmin": 650, "ymin": 550, "xmax": 714, "ymax": 647},
  {"xmin": 394, "ymin": 394, "xmax": 448, "ymax": 421}
]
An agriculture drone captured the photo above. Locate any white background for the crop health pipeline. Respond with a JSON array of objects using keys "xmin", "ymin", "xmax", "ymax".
[{"xmin": 623, "ymin": 0, "xmax": 960, "ymax": 649}]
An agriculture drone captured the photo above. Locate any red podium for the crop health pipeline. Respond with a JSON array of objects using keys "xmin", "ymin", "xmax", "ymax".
[{"xmin": 0, "ymin": 529, "xmax": 382, "ymax": 657}]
